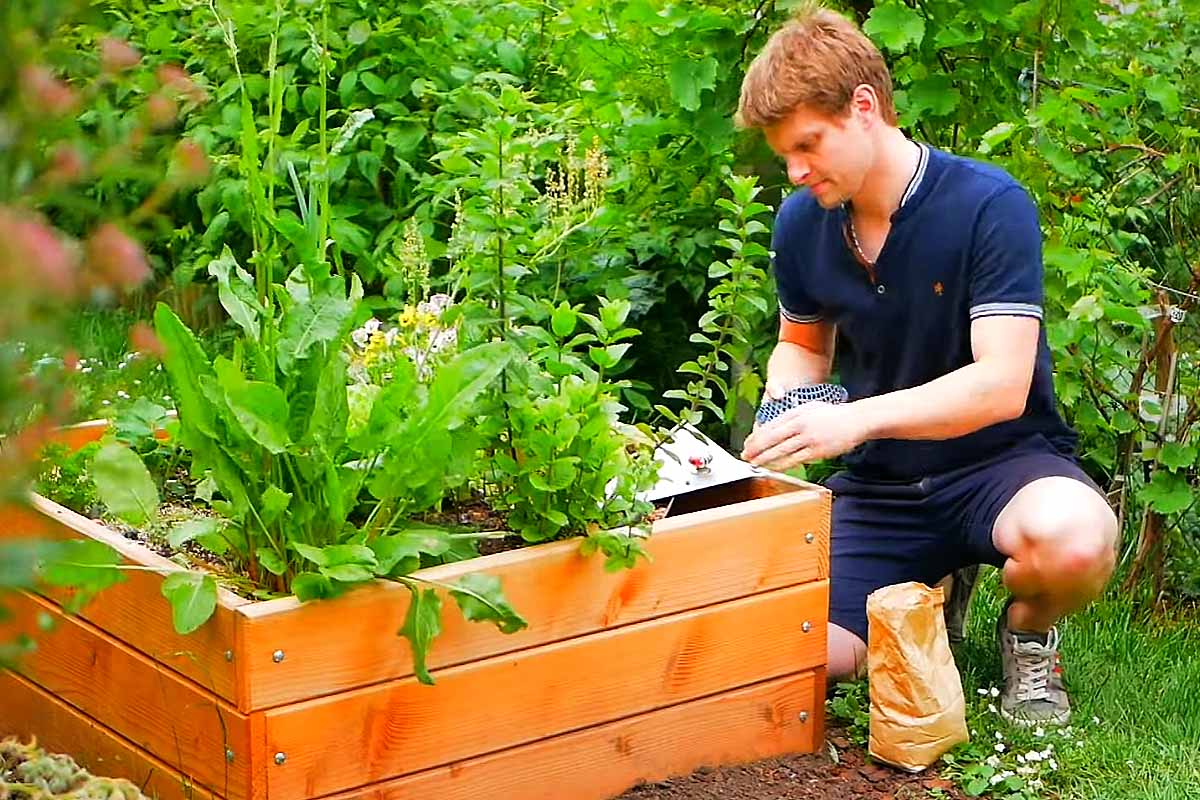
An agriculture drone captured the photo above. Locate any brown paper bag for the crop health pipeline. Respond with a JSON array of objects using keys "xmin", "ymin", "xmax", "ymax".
[{"xmin": 866, "ymin": 581, "xmax": 969, "ymax": 772}]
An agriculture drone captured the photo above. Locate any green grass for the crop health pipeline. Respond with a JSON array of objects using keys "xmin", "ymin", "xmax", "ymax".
[
  {"xmin": 833, "ymin": 571, "xmax": 1200, "ymax": 799},
  {"xmin": 957, "ymin": 570, "xmax": 1200, "ymax": 800},
  {"xmin": 62, "ymin": 309, "xmax": 174, "ymax": 421}
]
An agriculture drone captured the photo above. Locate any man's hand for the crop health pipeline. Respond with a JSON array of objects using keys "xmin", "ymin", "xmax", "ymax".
[{"xmin": 741, "ymin": 401, "xmax": 868, "ymax": 470}]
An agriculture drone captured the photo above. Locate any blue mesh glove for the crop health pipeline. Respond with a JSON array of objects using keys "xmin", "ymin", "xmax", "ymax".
[{"xmin": 755, "ymin": 383, "xmax": 849, "ymax": 426}]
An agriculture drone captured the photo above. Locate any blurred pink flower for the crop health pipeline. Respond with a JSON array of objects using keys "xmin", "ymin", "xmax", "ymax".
[
  {"xmin": 20, "ymin": 66, "xmax": 78, "ymax": 116},
  {"xmin": 44, "ymin": 143, "xmax": 87, "ymax": 185},
  {"xmin": 100, "ymin": 37, "xmax": 141, "ymax": 73},
  {"xmin": 172, "ymin": 139, "xmax": 210, "ymax": 184},
  {"xmin": 146, "ymin": 92, "xmax": 178, "ymax": 129},
  {"xmin": 156, "ymin": 64, "xmax": 207, "ymax": 103},
  {"xmin": 129, "ymin": 322, "xmax": 165, "ymax": 358},
  {"xmin": 0, "ymin": 206, "xmax": 77, "ymax": 295},
  {"xmin": 86, "ymin": 223, "xmax": 151, "ymax": 289}
]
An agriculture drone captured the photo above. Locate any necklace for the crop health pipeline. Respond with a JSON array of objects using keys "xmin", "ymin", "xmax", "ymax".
[{"xmin": 846, "ymin": 141, "xmax": 924, "ymax": 267}]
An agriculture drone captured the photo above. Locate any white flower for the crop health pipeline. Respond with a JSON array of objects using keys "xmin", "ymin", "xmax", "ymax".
[
  {"xmin": 1049, "ymin": 758, "xmax": 1058, "ymax": 771},
  {"xmin": 430, "ymin": 327, "xmax": 458, "ymax": 352},
  {"xmin": 1092, "ymin": 715, "xmax": 1101, "ymax": 725},
  {"xmin": 1017, "ymin": 754, "xmax": 1027, "ymax": 764},
  {"xmin": 384, "ymin": 327, "xmax": 400, "ymax": 346},
  {"xmin": 1030, "ymin": 779, "xmax": 1043, "ymax": 790},
  {"xmin": 117, "ymin": 390, "xmax": 129, "ymax": 399},
  {"xmin": 1025, "ymin": 750, "xmax": 1043, "ymax": 763},
  {"xmin": 990, "ymin": 773, "xmax": 1006, "ymax": 786},
  {"xmin": 118, "ymin": 361, "xmax": 126, "ymax": 370},
  {"xmin": 985, "ymin": 755, "xmax": 1002, "ymax": 768},
  {"xmin": 995, "ymin": 731, "xmax": 1004, "ymax": 741},
  {"xmin": 995, "ymin": 743, "xmax": 1006, "ymax": 753},
  {"xmin": 419, "ymin": 292, "xmax": 453, "ymax": 316},
  {"xmin": 101, "ymin": 400, "xmax": 111, "ymax": 406},
  {"xmin": 352, "ymin": 318, "xmax": 382, "ymax": 349},
  {"xmin": 1018, "ymin": 765, "xmax": 1035, "ymax": 775},
  {"xmin": 977, "ymin": 688, "xmax": 989, "ymax": 696},
  {"xmin": 133, "ymin": 379, "xmax": 141, "ymax": 386},
  {"xmin": 1034, "ymin": 726, "xmax": 1045, "ymax": 737},
  {"xmin": 81, "ymin": 367, "xmax": 93, "ymax": 373},
  {"xmin": 163, "ymin": 395, "xmax": 172, "ymax": 402},
  {"xmin": 988, "ymin": 703, "xmax": 998, "ymax": 714},
  {"xmin": 990, "ymin": 686, "xmax": 1000, "ymax": 698}
]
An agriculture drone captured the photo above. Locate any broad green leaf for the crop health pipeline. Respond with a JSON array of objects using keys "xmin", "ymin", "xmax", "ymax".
[
  {"xmin": 207, "ymin": 247, "xmax": 262, "ymax": 341},
  {"xmin": 551, "ymin": 303, "xmax": 577, "ymax": 337},
  {"xmin": 668, "ymin": 56, "xmax": 718, "ymax": 112},
  {"xmin": 160, "ymin": 571, "xmax": 218, "ymax": 634},
  {"xmin": 347, "ymin": 20, "xmax": 371, "ymax": 46},
  {"xmin": 92, "ymin": 443, "xmax": 159, "ymax": 526},
  {"xmin": 293, "ymin": 542, "xmax": 329, "ymax": 566},
  {"xmin": 399, "ymin": 586, "xmax": 443, "ymax": 685},
  {"xmin": 293, "ymin": 571, "xmax": 335, "ymax": 601},
  {"xmin": 168, "ymin": 518, "xmax": 223, "ymax": 550},
  {"xmin": 323, "ymin": 544, "xmax": 379, "ymax": 569},
  {"xmin": 1140, "ymin": 471, "xmax": 1193, "ymax": 515},
  {"xmin": 214, "ymin": 359, "xmax": 291, "ymax": 454},
  {"xmin": 257, "ymin": 547, "xmax": 287, "ymax": 576},
  {"xmin": 450, "ymin": 573, "xmax": 527, "ymax": 634},
  {"xmin": 1068, "ymin": 294, "xmax": 1103, "ymax": 322},
  {"xmin": 114, "ymin": 398, "xmax": 170, "ymax": 444},
  {"xmin": 260, "ymin": 485, "xmax": 292, "ymax": 525},
  {"xmin": 496, "ymin": 40, "xmax": 525, "ymax": 73},
  {"xmin": 320, "ymin": 564, "xmax": 375, "ymax": 583},
  {"xmin": 371, "ymin": 529, "xmax": 453, "ymax": 574},
  {"xmin": 277, "ymin": 288, "xmax": 354, "ymax": 375},
  {"xmin": 1145, "ymin": 75, "xmax": 1181, "ymax": 114},
  {"xmin": 978, "ymin": 122, "xmax": 1016, "ymax": 155},
  {"xmin": 38, "ymin": 540, "xmax": 123, "ymax": 593},
  {"xmin": 906, "ymin": 75, "xmax": 960, "ymax": 116},
  {"xmin": 305, "ymin": 352, "xmax": 349, "ymax": 451},
  {"xmin": 863, "ymin": 2, "xmax": 925, "ymax": 52},
  {"xmin": 154, "ymin": 303, "xmax": 218, "ymax": 438},
  {"xmin": 1159, "ymin": 443, "xmax": 1197, "ymax": 470},
  {"xmin": 405, "ymin": 342, "xmax": 514, "ymax": 444}
]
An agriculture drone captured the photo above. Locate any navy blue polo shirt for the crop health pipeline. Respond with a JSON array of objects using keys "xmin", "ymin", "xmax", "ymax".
[{"xmin": 772, "ymin": 143, "xmax": 1078, "ymax": 481}]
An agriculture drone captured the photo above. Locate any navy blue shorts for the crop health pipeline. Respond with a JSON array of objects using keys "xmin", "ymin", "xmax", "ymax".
[{"xmin": 825, "ymin": 437, "xmax": 1101, "ymax": 644}]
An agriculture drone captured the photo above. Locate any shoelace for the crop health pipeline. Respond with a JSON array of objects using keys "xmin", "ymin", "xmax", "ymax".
[{"xmin": 1011, "ymin": 627, "xmax": 1061, "ymax": 702}]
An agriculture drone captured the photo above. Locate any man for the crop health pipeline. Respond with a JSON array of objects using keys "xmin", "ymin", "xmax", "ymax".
[{"xmin": 737, "ymin": 5, "xmax": 1117, "ymax": 726}]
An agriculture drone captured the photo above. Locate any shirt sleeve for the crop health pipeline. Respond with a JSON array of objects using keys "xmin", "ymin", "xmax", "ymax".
[
  {"xmin": 771, "ymin": 199, "xmax": 823, "ymax": 324},
  {"xmin": 968, "ymin": 185, "xmax": 1045, "ymax": 322}
]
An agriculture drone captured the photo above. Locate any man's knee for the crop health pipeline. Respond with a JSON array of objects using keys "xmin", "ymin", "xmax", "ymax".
[{"xmin": 1005, "ymin": 482, "xmax": 1118, "ymax": 589}]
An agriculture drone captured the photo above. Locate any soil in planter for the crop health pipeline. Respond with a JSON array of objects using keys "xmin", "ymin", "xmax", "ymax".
[
  {"xmin": 0, "ymin": 737, "xmax": 148, "ymax": 799},
  {"xmin": 612, "ymin": 727, "xmax": 967, "ymax": 800}
]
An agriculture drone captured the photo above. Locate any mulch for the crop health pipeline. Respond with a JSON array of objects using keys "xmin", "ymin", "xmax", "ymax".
[{"xmin": 613, "ymin": 728, "xmax": 965, "ymax": 800}]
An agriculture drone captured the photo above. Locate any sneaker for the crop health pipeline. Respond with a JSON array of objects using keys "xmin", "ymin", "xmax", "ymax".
[
  {"xmin": 943, "ymin": 564, "xmax": 981, "ymax": 646},
  {"xmin": 997, "ymin": 603, "xmax": 1071, "ymax": 727}
]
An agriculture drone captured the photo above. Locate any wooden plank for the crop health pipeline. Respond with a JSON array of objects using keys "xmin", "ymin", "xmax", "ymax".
[
  {"xmin": 319, "ymin": 670, "xmax": 822, "ymax": 800},
  {"xmin": 0, "ymin": 497, "xmax": 244, "ymax": 703},
  {"xmin": 0, "ymin": 590, "xmax": 252, "ymax": 800},
  {"xmin": 0, "ymin": 669, "xmax": 218, "ymax": 800},
  {"xmin": 237, "ymin": 485, "xmax": 828, "ymax": 712},
  {"xmin": 263, "ymin": 580, "xmax": 828, "ymax": 800}
]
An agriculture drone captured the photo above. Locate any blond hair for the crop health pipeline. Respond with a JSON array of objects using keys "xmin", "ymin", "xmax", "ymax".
[{"xmin": 736, "ymin": 3, "xmax": 897, "ymax": 129}]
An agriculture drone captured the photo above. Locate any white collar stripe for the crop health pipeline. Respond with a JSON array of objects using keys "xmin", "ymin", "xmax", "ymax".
[{"xmin": 900, "ymin": 143, "xmax": 929, "ymax": 208}]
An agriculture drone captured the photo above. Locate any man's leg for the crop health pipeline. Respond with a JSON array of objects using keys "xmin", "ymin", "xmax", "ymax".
[
  {"xmin": 990, "ymin": 475, "xmax": 1117, "ymax": 724},
  {"xmin": 992, "ymin": 476, "xmax": 1117, "ymax": 634},
  {"xmin": 828, "ymin": 622, "xmax": 867, "ymax": 681}
]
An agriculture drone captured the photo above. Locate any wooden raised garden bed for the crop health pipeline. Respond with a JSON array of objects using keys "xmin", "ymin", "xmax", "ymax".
[{"xmin": 1, "ymin": 420, "xmax": 831, "ymax": 800}]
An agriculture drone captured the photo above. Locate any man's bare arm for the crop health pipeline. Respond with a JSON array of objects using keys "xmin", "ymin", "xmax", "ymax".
[
  {"xmin": 743, "ymin": 316, "xmax": 1039, "ymax": 467},
  {"xmin": 853, "ymin": 316, "xmax": 1038, "ymax": 440},
  {"xmin": 766, "ymin": 317, "xmax": 836, "ymax": 399}
]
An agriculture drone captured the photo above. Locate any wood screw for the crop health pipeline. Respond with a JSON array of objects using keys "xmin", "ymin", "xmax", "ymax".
[
  {"xmin": 802, "ymin": 621, "xmax": 812, "ymax": 633},
  {"xmin": 225, "ymin": 748, "xmax": 234, "ymax": 763},
  {"xmin": 274, "ymin": 752, "xmax": 287, "ymax": 766},
  {"xmin": 272, "ymin": 649, "xmax": 285, "ymax": 663},
  {"xmin": 805, "ymin": 533, "xmax": 815, "ymax": 543},
  {"xmin": 799, "ymin": 711, "xmax": 809, "ymax": 722},
  {"xmin": 224, "ymin": 650, "xmax": 233, "ymax": 662}
]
